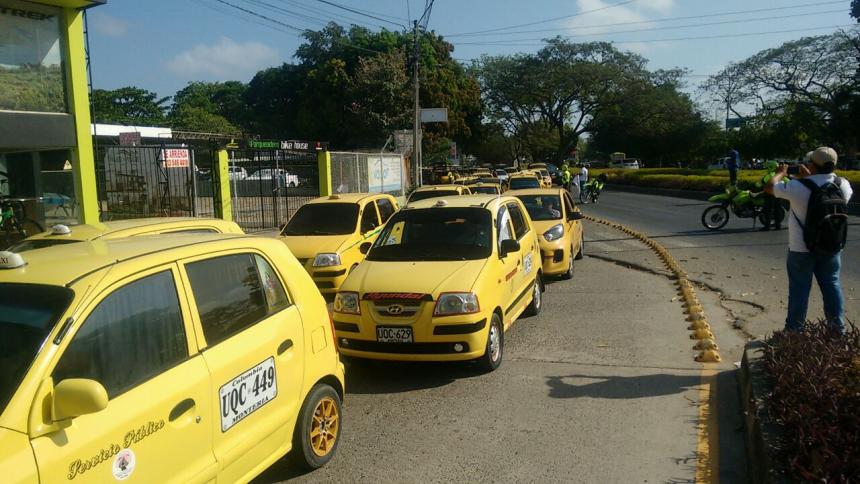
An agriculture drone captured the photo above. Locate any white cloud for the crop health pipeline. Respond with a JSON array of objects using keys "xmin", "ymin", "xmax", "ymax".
[
  {"xmin": 565, "ymin": 0, "xmax": 677, "ymax": 32},
  {"xmin": 90, "ymin": 12, "xmax": 129, "ymax": 37},
  {"xmin": 165, "ymin": 37, "xmax": 279, "ymax": 81}
]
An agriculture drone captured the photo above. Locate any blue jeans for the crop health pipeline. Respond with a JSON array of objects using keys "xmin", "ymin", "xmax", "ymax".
[{"xmin": 785, "ymin": 251, "xmax": 845, "ymax": 332}]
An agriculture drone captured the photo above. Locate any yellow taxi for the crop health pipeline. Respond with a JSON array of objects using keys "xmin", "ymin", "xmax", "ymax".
[
  {"xmin": 0, "ymin": 235, "xmax": 344, "ymax": 482},
  {"xmin": 508, "ymin": 171, "xmax": 543, "ymax": 190},
  {"xmin": 333, "ymin": 195, "xmax": 544, "ymax": 371},
  {"xmin": 280, "ymin": 193, "xmax": 398, "ymax": 294},
  {"xmin": 468, "ymin": 181, "xmax": 502, "ymax": 195},
  {"xmin": 510, "ymin": 188, "xmax": 584, "ymax": 279},
  {"xmin": 405, "ymin": 185, "xmax": 471, "ymax": 205},
  {"xmin": 7, "ymin": 217, "xmax": 244, "ymax": 252}
]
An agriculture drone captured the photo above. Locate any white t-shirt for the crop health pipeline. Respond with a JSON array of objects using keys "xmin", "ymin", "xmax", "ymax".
[
  {"xmin": 773, "ymin": 174, "xmax": 853, "ymax": 253},
  {"xmin": 580, "ymin": 167, "xmax": 588, "ymax": 182}
]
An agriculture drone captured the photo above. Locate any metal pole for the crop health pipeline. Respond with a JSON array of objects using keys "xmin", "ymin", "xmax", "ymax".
[{"xmin": 412, "ymin": 20, "xmax": 421, "ymax": 188}]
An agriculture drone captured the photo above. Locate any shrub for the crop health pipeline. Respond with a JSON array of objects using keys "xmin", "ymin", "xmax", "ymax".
[{"xmin": 763, "ymin": 321, "xmax": 860, "ymax": 482}]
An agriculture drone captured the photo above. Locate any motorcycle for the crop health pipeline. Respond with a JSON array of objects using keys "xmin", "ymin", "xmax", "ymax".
[
  {"xmin": 579, "ymin": 176, "xmax": 606, "ymax": 204},
  {"xmin": 700, "ymin": 186, "xmax": 784, "ymax": 230}
]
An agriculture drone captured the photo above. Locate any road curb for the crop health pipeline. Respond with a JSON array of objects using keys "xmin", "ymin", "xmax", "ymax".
[
  {"xmin": 738, "ymin": 340, "xmax": 789, "ymax": 484},
  {"xmin": 582, "ymin": 215, "xmax": 721, "ymax": 362}
]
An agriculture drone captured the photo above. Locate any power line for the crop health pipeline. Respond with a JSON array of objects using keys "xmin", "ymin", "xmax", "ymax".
[
  {"xmin": 454, "ymin": 24, "xmax": 855, "ymax": 48},
  {"xmin": 271, "ymin": 0, "xmax": 391, "ymax": 29},
  {"xmin": 210, "ymin": 0, "xmax": 306, "ymax": 31},
  {"xmin": 445, "ymin": 0, "xmax": 847, "ymax": 38},
  {"xmin": 316, "ymin": 0, "xmax": 406, "ymax": 28},
  {"xmin": 452, "ymin": 8, "xmax": 847, "ymax": 45},
  {"xmin": 444, "ymin": 0, "xmax": 640, "ymax": 37},
  {"xmin": 194, "ymin": 0, "xmax": 301, "ymax": 35}
]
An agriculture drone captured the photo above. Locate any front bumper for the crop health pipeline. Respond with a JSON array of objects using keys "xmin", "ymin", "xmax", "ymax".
[
  {"xmin": 333, "ymin": 308, "xmax": 490, "ymax": 362},
  {"xmin": 539, "ymin": 238, "xmax": 570, "ymax": 275}
]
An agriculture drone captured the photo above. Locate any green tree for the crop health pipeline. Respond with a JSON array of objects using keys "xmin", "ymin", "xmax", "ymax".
[
  {"xmin": 91, "ymin": 87, "xmax": 170, "ymax": 126},
  {"xmin": 169, "ymin": 81, "xmax": 248, "ymax": 133}
]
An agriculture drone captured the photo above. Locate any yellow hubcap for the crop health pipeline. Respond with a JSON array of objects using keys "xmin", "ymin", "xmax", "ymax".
[{"xmin": 310, "ymin": 396, "xmax": 339, "ymax": 457}]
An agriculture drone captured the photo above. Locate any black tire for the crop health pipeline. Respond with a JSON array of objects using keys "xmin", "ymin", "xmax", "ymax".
[
  {"xmin": 524, "ymin": 273, "xmax": 543, "ymax": 316},
  {"xmin": 292, "ymin": 384, "xmax": 342, "ymax": 470},
  {"xmin": 561, "ymin": 246, "xmax": 574, "ymax": 280},
  {"xmin": 574, "ymin": 235, "xmax": 584, "ymax": 260},
  {"xmin": 477, "ymin": 312, "xmax": 504, "ymax": 372},
  {"xmin": 701, "ymin": 205, "xmax": 730, "ymax": 230}
]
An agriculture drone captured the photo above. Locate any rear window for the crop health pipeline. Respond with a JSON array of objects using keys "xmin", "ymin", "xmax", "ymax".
[
  {"xmin": 283, "ymin": 203, "xmax": 359, "ymax": 236},
  {"xmin": 472, "ymin": 186, "xmax": 500, "ymax": 195},
  {"xmin": 1, "ymin": 284, "xmax": 73, "ymax": 413},
  {"xmin": 408, "ymin": 190, "xmax": 459, "ymax": 203},
  {"xmin": 509, "ymin": 178, "xmax": 541, "ymax": 190},
  {"xmin": 7, "ymin": 239, "xmax": 80, "ymax": 252}
]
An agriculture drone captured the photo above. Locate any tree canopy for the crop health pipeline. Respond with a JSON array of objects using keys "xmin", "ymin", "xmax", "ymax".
[{"xmin": 91, "ymin": 87, "xmax": 170, "ymax": 126}]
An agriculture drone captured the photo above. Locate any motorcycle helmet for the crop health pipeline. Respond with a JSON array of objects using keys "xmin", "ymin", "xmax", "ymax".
[{"xmin": 765, "ymin": 160, "xmax": 778, "ymax": 172}]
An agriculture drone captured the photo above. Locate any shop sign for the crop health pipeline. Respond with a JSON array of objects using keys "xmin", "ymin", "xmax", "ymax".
[{"xmin": 160, "ymin": 149, "xmax": 190, "ymax": 169}]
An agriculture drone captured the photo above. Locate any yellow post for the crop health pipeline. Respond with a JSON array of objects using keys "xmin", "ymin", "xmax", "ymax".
[
  {"xmin": 62, "ymin": 8, "xmax": 98, "ymax": 223},
  {"xmin": 318, "ymin": 151, "xmax": 332, "ymax": 196},
  {"xmin": 215, "ymin": 150, "xmax": 233, "ymax": 221}
]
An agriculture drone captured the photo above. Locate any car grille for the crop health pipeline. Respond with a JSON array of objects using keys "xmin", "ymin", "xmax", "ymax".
[{"xmin": 371, "ymin": 299, "xmax": 423, "ymax": 318}]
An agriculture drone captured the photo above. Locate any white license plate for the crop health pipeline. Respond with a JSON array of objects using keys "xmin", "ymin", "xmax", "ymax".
[
  {"xmin": 376, "ymin": 326, "xmax": 413, "ymax": 343},
  {"xmin": 219, "ymin": 357, "xmax": 278, "ymax": 432}
]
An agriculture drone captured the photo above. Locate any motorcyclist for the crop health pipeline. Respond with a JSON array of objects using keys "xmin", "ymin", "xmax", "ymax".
[
  {"xmin": 756, "ymin": 160, "xmax": 784, "ymax": 230},
  {"xmin": 560, "ymin": 165, "xmax": 572, "ymax": 192}
]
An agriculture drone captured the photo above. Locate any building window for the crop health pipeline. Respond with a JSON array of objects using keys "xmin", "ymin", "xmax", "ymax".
[{"xmin": 0, "ymin": 1, "xmax": 67, "ymax": 113}]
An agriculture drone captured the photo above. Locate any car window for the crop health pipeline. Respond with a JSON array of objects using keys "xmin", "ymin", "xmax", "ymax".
[
  {"xmin": 186, "ymin": 254, "xmax": 269, "ymax": 347},
  {"xmin": 52, "ymin": 271, "xmax": 188, "ymax": 398},
  {"xmin": 360, "ymin": 203, "xmax": 380, "ymax": 233},
  {"xmin": 408, "ymin": 190, "xmax": 459, "ymax": 203},
  {"xmin": 376, "ymin": 198, "xmax": 395, "ymax": 223},
  {"xmin": 496, "ymin": 205, "xmax": 515, "ymax": 251},
  {"xmin": 517, "ymin": 195, "xmax": 562, "ymax": 221},
  {"xmin": 369, "ymin": 208, "xmax": 493, "ymax": 261},
  {"xmin": 283, "ymin": 203, "xmax": 359, "ymax": 236},
  {"xmin": 507, "ymin": 202, "xmax": 529, "ymax": 240},
  {"xmin": 254, "ymin": 255, "xmax": 290, "ymax": 312},
  {"xmin": 509, "ymin": 178, "xmax": 540, "ymax": 190},
  {"xmin": 563, "ymin": 193, "xmax": 576, "ymax": 215}
]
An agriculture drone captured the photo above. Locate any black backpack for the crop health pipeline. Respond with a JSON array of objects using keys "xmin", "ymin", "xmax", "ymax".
[{"xmin": 793, "ymin": 178, "xmax": 849, "ymax": 255}]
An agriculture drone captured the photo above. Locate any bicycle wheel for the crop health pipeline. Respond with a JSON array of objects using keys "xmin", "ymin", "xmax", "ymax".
[{"xmin": 579, "ymin": 187, "xmax": 589, "ymax": 204}]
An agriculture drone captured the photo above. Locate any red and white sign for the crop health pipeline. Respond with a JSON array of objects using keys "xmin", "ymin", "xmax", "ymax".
[{"xmin": 161, "ymin": 149, "xmax": 190, "ymax": 168}]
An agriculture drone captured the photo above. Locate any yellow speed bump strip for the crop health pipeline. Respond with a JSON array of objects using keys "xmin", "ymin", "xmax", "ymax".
[{"xmin": 582, "ymin": 215, "xmax": 721, "ymax": 363}]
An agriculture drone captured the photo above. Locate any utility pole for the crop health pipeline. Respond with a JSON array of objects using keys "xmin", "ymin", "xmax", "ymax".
[{"xmin": 412, "ymin": 20, "xmax": 422, "ymax": 187}]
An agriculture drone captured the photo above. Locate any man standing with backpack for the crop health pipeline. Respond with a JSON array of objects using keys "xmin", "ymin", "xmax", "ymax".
[{"xmin": 765, "ymin": 147, "xmax": 853, "ymax": 332}]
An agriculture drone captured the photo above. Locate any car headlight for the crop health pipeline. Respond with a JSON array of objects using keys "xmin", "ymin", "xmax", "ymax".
[
  {"xmin": 334, "ymin": 291, "xmax": 360, "ymax": 315},
  {"xmin": 434, "ymin": 292, "xmax": 480, "ymax": 316},
  {"xmin": 313, "ymin": 253, "xmax": 341, "ymax": 267},
  {"xmin": 543, "ymin": 224, "xmax": 564, "ymax": 242}
]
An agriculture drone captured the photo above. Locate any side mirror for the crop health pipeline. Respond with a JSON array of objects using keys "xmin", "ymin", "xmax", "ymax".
[
  {"xmin": 499, "ymin": 239, "xmax": 520, "ymax": 258},
  {"xmin": 52, "ymin": 379, "xmax": 108, "ymax": 421},
  {"xmin": 568, "ymin": 211, "xmax": 584, "ymax": 221},
  {"xmin": 359, "ymin": 242, "xmax": 372, "ymax": 255}
]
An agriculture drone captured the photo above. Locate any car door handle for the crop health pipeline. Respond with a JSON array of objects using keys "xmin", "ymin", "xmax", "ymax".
[
  {"xmin": 277, "ymin": 339, "xmax": 294, "ymax": 355},
  {"xmin": 169, "ymin": 398, "xmax": 196, "ymax": 422}
]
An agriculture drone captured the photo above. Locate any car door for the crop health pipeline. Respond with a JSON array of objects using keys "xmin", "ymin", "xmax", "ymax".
[
  {"xmin": 507, "ymin": 201, "xmax": 537, "ymax": 315},
  {"xmin": 562, "ymin": 192, "xmax": 582, "ymax": 251},
  {"xmin": 495, "ymin": 205, "xmax": 518, "ymax": 327},
  {"xmin": 179, "ymin": 251, "xmax": 304, "ymax": 482},
  {"xmin": 30, "ymin": 266, "xmax": 217, "ymax": 484}
]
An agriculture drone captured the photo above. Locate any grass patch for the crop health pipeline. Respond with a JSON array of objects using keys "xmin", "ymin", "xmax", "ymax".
[{"xmin": 590, "ymin": 168, "xmax": 860, "ymax": 193}]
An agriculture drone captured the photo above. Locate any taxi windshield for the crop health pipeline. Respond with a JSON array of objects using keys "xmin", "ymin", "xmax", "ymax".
[
  {"xmin": 368, "ymin": 208, "xmax": 492, "ymax": 261},
  {"xmin": 509, "ymin": 178, "xmax": 540, "ymax": 190},
  {"xmin": 517, "ymin": 195, "xmax": 563, "ymax": 221},
  {"xmin": 408, "ymin": 190, "xmax": 459, "ymax": 203},
  {"xmin": 0, "ymin": 283, "xmax": 73, "ymax": 414},
  {"xmin": 7, "ymin": 239, "xmax": 80, "ymax": 252},
  {"xmin": 283, "ymin": 203, "xmax": 359, "ymax": 236},
  {"xmin": 471, "ymin": 186, "xmax": 499, "ymax": 195}
]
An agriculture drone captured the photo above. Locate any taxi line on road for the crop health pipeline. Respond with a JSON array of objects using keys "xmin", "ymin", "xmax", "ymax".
[{"xmin": 582, "ymin": 214, "xmax": 721, "ymax": 484}]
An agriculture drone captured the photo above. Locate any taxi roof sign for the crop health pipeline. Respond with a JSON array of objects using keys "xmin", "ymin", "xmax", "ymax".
[
  {"xmin": 0, "ymin": 251, "xmax": 26, "ymax": 269},
  {"xmin": 434, "ymin": 199, "xmax": 448, "ymax": 207},
  {"xmin": 51, "ymin": 224, "xmax": 72, "ymax": 235}
]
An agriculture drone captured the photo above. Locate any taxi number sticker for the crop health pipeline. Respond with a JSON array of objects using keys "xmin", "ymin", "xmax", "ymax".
[
  {"xmin": 523, "ymin": 253, "xmax": 533, "ymax": 276},
  {"xmin": 219, "ymin": 357, "xmax": 278, "ymax": 432}
]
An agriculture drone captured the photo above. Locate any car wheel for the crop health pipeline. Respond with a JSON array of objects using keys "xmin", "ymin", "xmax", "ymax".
[
  {"xmin": 524, "ymin": 273, "xmax": 543, "ymax": 316},
  {"xmin": 574, "ymin": 235, "xmax": 584, "ymax": 260},
  {"xmin": 477, "ymin": 312, "xmax": 504, "ymax": 372},
  {"xmin": 292, "ymin": 384, "xmax": 342, "ymax": 470},
  {"xmin": 561, "ymin": 248, "xmax": 574, "ymax": 280}
]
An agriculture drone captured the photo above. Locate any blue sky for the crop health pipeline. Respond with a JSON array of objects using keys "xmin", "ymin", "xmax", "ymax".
[{"xmin": 88, "ymin": 0, "xmax": 856, "ymax": 112}]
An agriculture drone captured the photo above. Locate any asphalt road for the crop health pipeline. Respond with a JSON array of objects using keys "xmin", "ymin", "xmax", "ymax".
[
  {"xmin": 256, "ymin": 220, "xmax": 748, "ymax": 483},
  {"xmin": 583, "ymin": 188, "xmax": 860, "ymax": 338}
]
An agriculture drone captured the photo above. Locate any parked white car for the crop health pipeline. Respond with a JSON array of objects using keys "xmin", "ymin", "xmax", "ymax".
[
  {"xmin": 227, "ymin": 165, "xmax": 248, "ymax": 180},
  {"xmin": 247, "ymin": 168, "xmax": 300, "ymax": 187},
  {"xmin": 608, "ymin": 158, "xmax": 641, "ymax": 169}
]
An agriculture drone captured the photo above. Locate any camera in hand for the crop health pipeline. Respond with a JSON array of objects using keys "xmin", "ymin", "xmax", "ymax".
[{"xmin": 787, "ymin": 165, "xmax": 801, "ymax": 175}]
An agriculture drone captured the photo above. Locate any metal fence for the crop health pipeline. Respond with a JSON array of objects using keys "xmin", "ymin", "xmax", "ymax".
[
  {"xmin": 225, "ymin": 149, "xmax": 319, "ymax": 232},
  {"xmin": 96, "ymin": 145, "xmax": 216, "ymax": 221},
  {"xmin": 330, "ymin": 152, "xmax": 406, "ymax": 197}
]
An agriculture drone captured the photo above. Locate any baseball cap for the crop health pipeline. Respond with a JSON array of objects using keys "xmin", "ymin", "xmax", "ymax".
[{"xmin": 810, "ymin": 147, "xmax": 838, "ymax": 167}]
